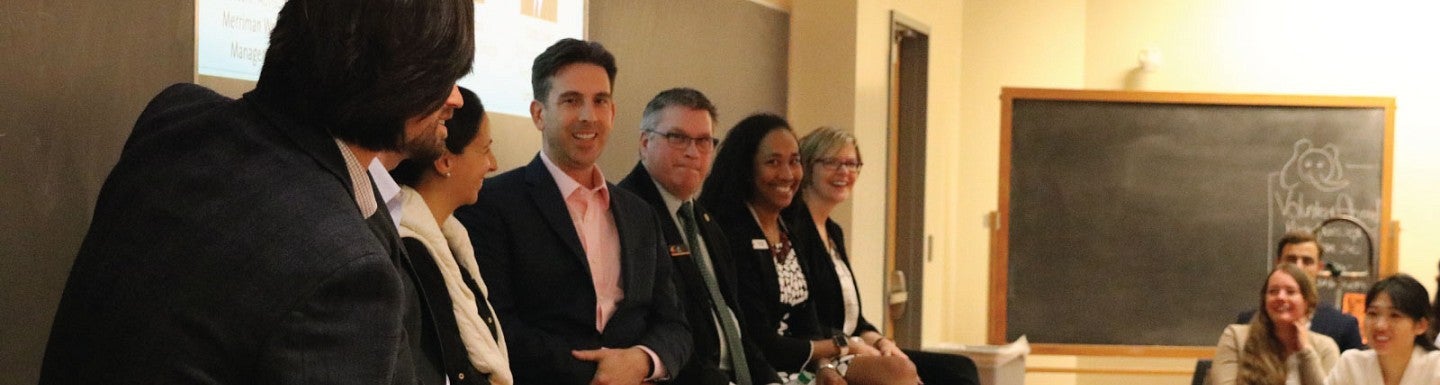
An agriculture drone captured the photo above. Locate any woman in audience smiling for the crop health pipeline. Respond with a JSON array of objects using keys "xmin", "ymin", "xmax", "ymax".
[
  {"xmin": 389, "ymin": 87, "xmax": 511, "ymax": 384},
  {"xmin": 1326, "ymin": 274, "xmax": 1439, "ymax": 385},
  {"xmin": 701, "ymin": 113, "xmax": 917, "ymax": 385},
  {"xmin": 1210, "ymin": 264, "xmax": 1337, "ymax": 385}
]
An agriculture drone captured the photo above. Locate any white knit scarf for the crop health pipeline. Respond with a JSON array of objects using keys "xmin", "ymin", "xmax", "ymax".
[{"xmin": 396, "ymin": 187, "xmax": 512, "ymax": 385}]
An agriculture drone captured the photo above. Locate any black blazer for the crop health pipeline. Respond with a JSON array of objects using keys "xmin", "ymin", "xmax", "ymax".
[
  {"xmin": 617, "ymin": 163, "xmax": 782, "ymax": 385},
  {"xmin": 454, "ymin": 155, "xmax": 690, "ymax": 385},
  {"xmin": 41, "ymin": 84, "xmax": 424, "ymax": 384},
  {"xmin": 402, "ymin": 237, "xmax": 497, "ymax": 385},
  {"xmin": 1236, "ymin": 303, "xmax": 1364, "ymax": 352},
  {"xmin": 784, "ymin": 198, "xmax": 880, "ymax": 337},
  {"xmin": 704, "ymin": 198, "xmax": 828, "ymax": 373},
  {"xmin": 785, "ymin": 199, "xmax": 984, "ymax": 385}
]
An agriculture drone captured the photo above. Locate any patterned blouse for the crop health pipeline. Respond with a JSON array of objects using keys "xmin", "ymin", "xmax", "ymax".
[{"xmin": 772, "ymin": 228, "xmax": 809, "ymax": 335}]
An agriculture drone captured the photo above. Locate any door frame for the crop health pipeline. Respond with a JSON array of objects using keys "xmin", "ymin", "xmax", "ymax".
[{"xmin": 884, "ymin": 10, "xmax": 931, "ymax": 348}]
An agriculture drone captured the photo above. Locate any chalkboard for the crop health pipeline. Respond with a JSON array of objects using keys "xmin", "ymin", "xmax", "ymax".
[{"xmin": 987, "ymin": 88, "xmax": 1394, "ymax": 356}]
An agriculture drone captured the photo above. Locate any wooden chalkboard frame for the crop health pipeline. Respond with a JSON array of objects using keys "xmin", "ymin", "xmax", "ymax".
[{"xmin": 987, "ymin": 87, "xmax": 1396, "ymax": 357}]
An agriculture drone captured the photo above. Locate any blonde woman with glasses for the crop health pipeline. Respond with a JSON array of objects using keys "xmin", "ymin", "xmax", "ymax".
[{"xmin": 784, "ymin": 126, "xmax": 978, "ymax": 385}]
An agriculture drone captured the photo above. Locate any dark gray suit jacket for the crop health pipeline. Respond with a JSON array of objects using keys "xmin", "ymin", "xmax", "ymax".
[
  {"xmin": 41, "ymin": 83, "xmax": 426, "ymax": 384},
  {"xmin": 617, "ymin": 163, "xmax": 782, "ymax": 385},
  {"xmin": 455, "ymin": 155, "xmax": 690, "ymax": 385}
]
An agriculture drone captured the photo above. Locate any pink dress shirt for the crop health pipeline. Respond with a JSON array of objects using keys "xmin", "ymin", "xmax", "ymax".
[
  {"xmin": 539, "ymin": 152, "xmax": 667, "ymax": 379},
  {"xmin": 539, "ymin": 153, "xmax": 623, "ymax": 331}
]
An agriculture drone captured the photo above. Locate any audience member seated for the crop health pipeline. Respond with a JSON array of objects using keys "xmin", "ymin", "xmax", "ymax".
[
  {"xmin": 701, "ymin": 113, "xmax": 918, "ymax": 385},
  {"xmin": 1210, "ymin": 264, "xmax": 1338, "ymax": 385},
  {"xmin": 1236, "ymin": 230, "xmax": 1363, "ymax": 352},
  {"xmin": 1326, "ymin": 274, "xmax": 1439, "ymax": 385}
]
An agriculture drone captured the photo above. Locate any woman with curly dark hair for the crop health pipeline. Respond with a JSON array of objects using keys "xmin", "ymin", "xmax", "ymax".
[{"xmin": 701, "ymin": 113, "xmax": 916, "ymax": 385}]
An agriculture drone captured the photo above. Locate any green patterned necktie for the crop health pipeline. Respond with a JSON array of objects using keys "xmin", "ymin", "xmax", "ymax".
[{"xmin": 679, "ymin": 201, "xmax": 751, "ymax": 385}]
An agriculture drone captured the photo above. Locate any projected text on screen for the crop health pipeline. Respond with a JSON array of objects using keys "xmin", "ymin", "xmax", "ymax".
[{"xmin": 195, "ymin": 0, "xmax": 586, "ymax": 117}]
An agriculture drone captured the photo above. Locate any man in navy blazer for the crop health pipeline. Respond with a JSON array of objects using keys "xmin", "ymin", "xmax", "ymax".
[
  {"xmin": 617, "ymin": 88, "xmax": 782, "ymax": 385},
  {"xmin": 455, "ymin": 39, "xmax": 689, "ymax": 385},
  {"xmin": 39, "ymin": 0, "xmax": 475, "ymax": 383},
  {"xmin": 1236, "ymin": 230, "xmax": 1364, "ymax": 352}
]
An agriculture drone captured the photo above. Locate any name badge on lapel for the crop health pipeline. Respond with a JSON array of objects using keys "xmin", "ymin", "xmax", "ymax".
[
  {"xmin": 668, "ymin": 244, "xmax": 691, "ymax": 258},
  {"xmin": 751, "ymin": 239, "xmax": 768, "ymax": 250}
]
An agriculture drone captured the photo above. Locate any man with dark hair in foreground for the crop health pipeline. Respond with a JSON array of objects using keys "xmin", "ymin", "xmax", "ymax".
[{"xmin": 40, "ymin": 0, "xmax": 474, "ymax": 383}]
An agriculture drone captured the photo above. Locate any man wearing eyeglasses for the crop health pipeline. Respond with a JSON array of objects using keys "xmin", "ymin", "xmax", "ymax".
[{"xmin": 618, "ymin": 88, "xmax": 782, "ymax": 385}]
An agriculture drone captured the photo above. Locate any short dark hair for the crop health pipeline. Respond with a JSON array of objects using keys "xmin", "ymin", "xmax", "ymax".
[
  {"xmin": 1276, "ymin": 229, "xmax": 1324, "ymax": 260},
  {"xmin": 641, "ymin": 88, "xmax": 718, "ymax": 133},
  {"xmin": 391, "ymin": 87, "xmax": 485, "ymax": 187},
  {"xmin": 1365, "ymin": 274, "xmax": 1437, "ymax": 351},
  {"xmin": 699, "ymin": 113, "xmax": 793, "ymax": 209},
  {"xmin": 531, "ymin": 38, "xmax": 617, "ymax": 103},
  {"xmin": 256, "ymin": 0, "xmax": 475, "ymax": 152}
]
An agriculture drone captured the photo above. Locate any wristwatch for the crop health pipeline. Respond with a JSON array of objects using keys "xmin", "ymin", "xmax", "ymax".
[{"xmin": 831, "ymin": 331, "xmax": 849, "ymax": 357}]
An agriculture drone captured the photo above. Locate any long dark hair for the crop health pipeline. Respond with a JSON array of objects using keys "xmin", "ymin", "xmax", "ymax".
[
  {"xmin": 391, "ymin": 87, "xmax": 485, "ymax": 187},
  {"xmin": 256, "ymin": 0, "xmax": 475, "ymax": 152},
  {"xmin": 1238, "ymin": 264, "xmax": 1318, "ymax": 385},
  {"xmin": 699, "ymin": 113, "xmax": 793, "ymax": 211},
  {"xmin": 1366, "ymin": 274, "xmax": 1437, "ymax": 351},
  {"xmin": 1432, "ymin": 260, "xmax": 1440, "ymax": 342}
]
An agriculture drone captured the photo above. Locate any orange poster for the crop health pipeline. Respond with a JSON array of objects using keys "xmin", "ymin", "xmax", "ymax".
[
  {"xmin": 520, "ymin": 0, "xmax": 557, "ymax": 22},
  {"xmin": 1341, "ymin": 292, "xmax": 1367, "ymax": 344}
]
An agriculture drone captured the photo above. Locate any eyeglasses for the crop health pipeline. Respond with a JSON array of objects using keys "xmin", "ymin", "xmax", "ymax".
[
  {"xmin": 646, "ymin": 130, "xmax": 718, "ymax": 152},
  {"xmin": 816, "ymin": 157, "xmax": 863, "ymax": 172}
]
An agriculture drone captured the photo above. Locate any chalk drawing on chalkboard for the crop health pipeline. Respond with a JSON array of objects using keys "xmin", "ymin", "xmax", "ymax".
[
  {"xmin": 1268, "ymin": 138, "xmax": 1381, "ymax": 279},
  {"xmin": 1280, "ymin": 138, "xmax": 1350, "ymax": 192}
]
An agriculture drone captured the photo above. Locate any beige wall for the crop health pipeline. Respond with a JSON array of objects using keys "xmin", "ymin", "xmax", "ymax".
[
  {"xmin": 1082, "ymin": 0, "xmax": 1440, "ymax": 294},
  {"xmin": 854, "ymin": 0, "xmax": 966, "ymax": 346},
  {"xmin": 487, "ymin": 0, "xmax": 791, "ymax": 177},
  {"xmin": 1, "ymin": 2, "xmax": 195, "ymax": 384},
  {"xmin": 957, "ymin": 0, "xmax": 1088, "ymax": 347},
  {"xmin": 788, "ymin": 0, "xmax": 965, "ymax": 345},
  {"xmin": 787, "ymin": 0, "xmax": 864, "ymax": 312},
  {"xmin": 797, "ymin": 1, "xmax": 1440, "ymax": 384},
  {"xmin": 950, "ymin": 1, "xmax": 1440, "ymax": 384},
  {"xmin": 955, "ymin": 1, "xmax": 1092, "ymax": 383}
]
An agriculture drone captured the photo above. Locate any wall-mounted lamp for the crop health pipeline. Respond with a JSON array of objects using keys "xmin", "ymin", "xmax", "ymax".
[{"xmin": 1138, "ymin": 47, "xmax": 1163, "ymax": 73}]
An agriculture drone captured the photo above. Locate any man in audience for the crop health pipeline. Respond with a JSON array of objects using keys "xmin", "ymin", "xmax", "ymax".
[
  {"xmin": 39, "ymin": 0, "xmax": 474, "ymax": 383},
  {"xmin": 617, "ymin": 88, "xmax": 782, "ymax": 385},
  {"xmin": 1236, "ymin": 230, "xmax": 1364, "ymax": 351},
  {"xmin": 456, "ymin": 38, "xmax": 690, "ymax": 385}
]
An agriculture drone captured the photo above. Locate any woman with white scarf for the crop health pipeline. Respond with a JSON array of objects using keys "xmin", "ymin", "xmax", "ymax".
[{"xmin": 390, "ymin": 87, "xmax": 510, "ymax": 384}]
